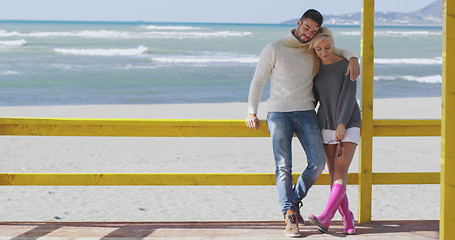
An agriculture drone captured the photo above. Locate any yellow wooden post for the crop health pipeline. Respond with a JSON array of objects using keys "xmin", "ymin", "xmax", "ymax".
[
  {"xmin": 359, "ymin": 0, "xmax": 374, "ymax": 223},
  {"xmin": 441, "ymin": 0, "xmax": 455, "ymax": 239}
]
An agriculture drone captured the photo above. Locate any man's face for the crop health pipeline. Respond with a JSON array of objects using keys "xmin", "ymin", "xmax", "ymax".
[{"xmin": 294, "ymin": 18, "xmax": 320, "ymax": 43}]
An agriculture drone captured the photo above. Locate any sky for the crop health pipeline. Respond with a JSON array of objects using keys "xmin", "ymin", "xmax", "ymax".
[{"xmin": 0, "ymin": 0, "xmax": 438, "ymax": 24}]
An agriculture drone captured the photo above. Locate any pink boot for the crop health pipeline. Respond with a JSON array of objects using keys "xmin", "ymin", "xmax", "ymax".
[
  {"xmin": 308, "ymin": 183, "xmax": 346, "ymax": 233},
  {"xmin": 338, "ymin": 194, "xmax": 356, "ymax": 234}
]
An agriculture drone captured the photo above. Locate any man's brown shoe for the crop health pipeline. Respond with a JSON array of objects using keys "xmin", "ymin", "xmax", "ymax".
[
  {"xmin": 285, "ymin": 209, "xmax": 301, "ymax": 237},
  {"xmin": 293, "ymin": 201, "xmax": 304, "ymax": 224}
]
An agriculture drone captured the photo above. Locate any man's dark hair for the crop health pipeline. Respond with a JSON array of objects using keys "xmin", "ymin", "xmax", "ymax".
[{"xmin": 300, "ymin": 9, "xmax": 323, "ymax": 27}]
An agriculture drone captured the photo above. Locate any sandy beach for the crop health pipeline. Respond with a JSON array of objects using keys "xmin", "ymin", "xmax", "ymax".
[{"xmin": 0, "ymin": 97, "xmax": 441, "ymax": 222}]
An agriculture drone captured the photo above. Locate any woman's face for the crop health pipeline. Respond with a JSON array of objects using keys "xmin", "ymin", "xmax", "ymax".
[{"xmin": 314, "ymin": 39, "xmax": 333, "ymax": 61}]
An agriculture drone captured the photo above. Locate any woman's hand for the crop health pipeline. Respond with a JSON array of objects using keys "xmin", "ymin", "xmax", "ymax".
[{"xmin": 336, "ymin": 123, "xmax": 346, "ymax": 141}]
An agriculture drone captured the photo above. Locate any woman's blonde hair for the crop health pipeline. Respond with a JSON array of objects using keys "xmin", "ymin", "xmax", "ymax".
[{"xmin": 310, "ymin": 26, "xmax": 335, "ymax": 76}]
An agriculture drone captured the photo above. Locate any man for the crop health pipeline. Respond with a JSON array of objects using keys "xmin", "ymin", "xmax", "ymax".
[{"xmin": 245, "ymin": 9, "xmax": 360, "ymax": 237}]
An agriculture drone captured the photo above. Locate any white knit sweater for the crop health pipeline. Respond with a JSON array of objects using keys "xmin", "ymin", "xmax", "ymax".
[{"xmin": 247, "ymin": 30, "xmax": 357, "ymax": 114}]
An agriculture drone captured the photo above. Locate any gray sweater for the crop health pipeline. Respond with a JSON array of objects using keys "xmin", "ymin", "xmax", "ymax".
[{"xmin": 313, "ymin": 59, "xmax": 361, "ymax": 130}]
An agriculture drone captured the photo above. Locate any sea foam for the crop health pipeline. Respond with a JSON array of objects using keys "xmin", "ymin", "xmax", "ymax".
[
  {"xmin": 0, "ymin": 39, "xmax": 26, "ymax": 47},
  {"xmin": 0, "ymin": 29, "xmax": 251, "ymax": 39},
  {"xmin": 143, "ymin": 31, "xmax": 252, "ymax": 39},
  {"xmin": 150, "ymin": 54, "xmax": 258, "ymax": 64},
  {"xmin": 142, "ymin": 25, "xmax": 205, "ymax": 30},
  {"xmin": 374, "ymin": 57, "xmax": 442, "ymax": 65},
  {"xmin": 0, "ymin": 70, "xmax": 20, "ymax": 76},
  {"xmin": 374, "ymin": 74, "xmax": 442, "ymax": 83},
  {"xmin": 402, "ymin": 75, "xmax": 442, "ymax": 83},
  {"xmin": 54, "ymin": 45, "xmax": 148, "ymax": 56},
  {"xmin": 338, "ymin": 30, "xmax": 441, "ymax": 37}
]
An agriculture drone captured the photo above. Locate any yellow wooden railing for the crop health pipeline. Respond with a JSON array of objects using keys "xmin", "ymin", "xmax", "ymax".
[
  {"xmin": 0, "ymin": 0, "xmax": 453, "ymax": 239},
  {"xmin": 0, "ymin": 117, "xmax": 443, "ymax": 232},
  {"xmin": 0, "ymin": 118, "xmax": 441, "ymax": 186}
]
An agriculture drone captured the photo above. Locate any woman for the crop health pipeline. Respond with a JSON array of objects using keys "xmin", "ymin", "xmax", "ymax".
[{"xmin": 307, "ymin": 27, "xmax": 361, "ymax": 235}]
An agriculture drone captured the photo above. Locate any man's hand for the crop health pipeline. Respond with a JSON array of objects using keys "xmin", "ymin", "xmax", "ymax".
[
  {"xmin": 245, "ymin": 114, "xmax": 260, "ymax": 130},
  {"xmin": 346, "ymin": 57, "xmax": 360, "ymax": 81}
]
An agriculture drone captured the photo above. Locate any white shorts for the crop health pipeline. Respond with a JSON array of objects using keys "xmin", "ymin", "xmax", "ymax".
[{"xmin": 321, "ymin": 127, "xmax": 360, "ymax": 145}]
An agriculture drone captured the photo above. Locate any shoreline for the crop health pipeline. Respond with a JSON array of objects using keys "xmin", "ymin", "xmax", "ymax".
[{"xmin": 0, "ymin": 97, "xmax": 442, "ymax": 119}]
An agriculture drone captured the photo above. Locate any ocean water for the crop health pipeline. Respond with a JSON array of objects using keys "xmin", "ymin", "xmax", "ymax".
[{"xmin": 0, "ymin": 20, "xmax": 442, "ymax": 106}]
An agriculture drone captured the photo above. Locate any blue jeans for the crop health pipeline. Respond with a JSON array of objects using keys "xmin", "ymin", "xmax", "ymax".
[{"xmin": 267, "ymin": 111, "xmax": 326, "ymax": 214}]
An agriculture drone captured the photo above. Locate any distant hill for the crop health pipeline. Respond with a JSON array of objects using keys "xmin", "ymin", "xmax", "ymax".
[{"xmin": 281, "ymin": 0, "xmax": 442, "ymax": 26}]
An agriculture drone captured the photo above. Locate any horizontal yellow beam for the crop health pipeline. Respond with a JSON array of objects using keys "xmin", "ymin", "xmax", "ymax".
[
  {"xmin": 0, "ymin": 118, "xmax": 270, "ymax": 137},
  {"xmin": 0, "ymin": 118, "xmax": 442, "ymax": 137},
  {"xmin": 0, "ymin": 172, "xmax": 439, "ymax": 186},
  {"xmin": 0, "ymin": 173, "xmax": 272, "ymax": 186},
  {"xmin": 373, "ymin": 172, "xmax": 440, "ymax": 184},
  {"xmin": 373, "ymin": 119, "xmax": 441, "ymax": 137}
]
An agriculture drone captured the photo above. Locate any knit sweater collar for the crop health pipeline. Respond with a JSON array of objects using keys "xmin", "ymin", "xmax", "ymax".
[{"xmin": 284, "ymin": 29, "xmax": 312, "ymax": 49}]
